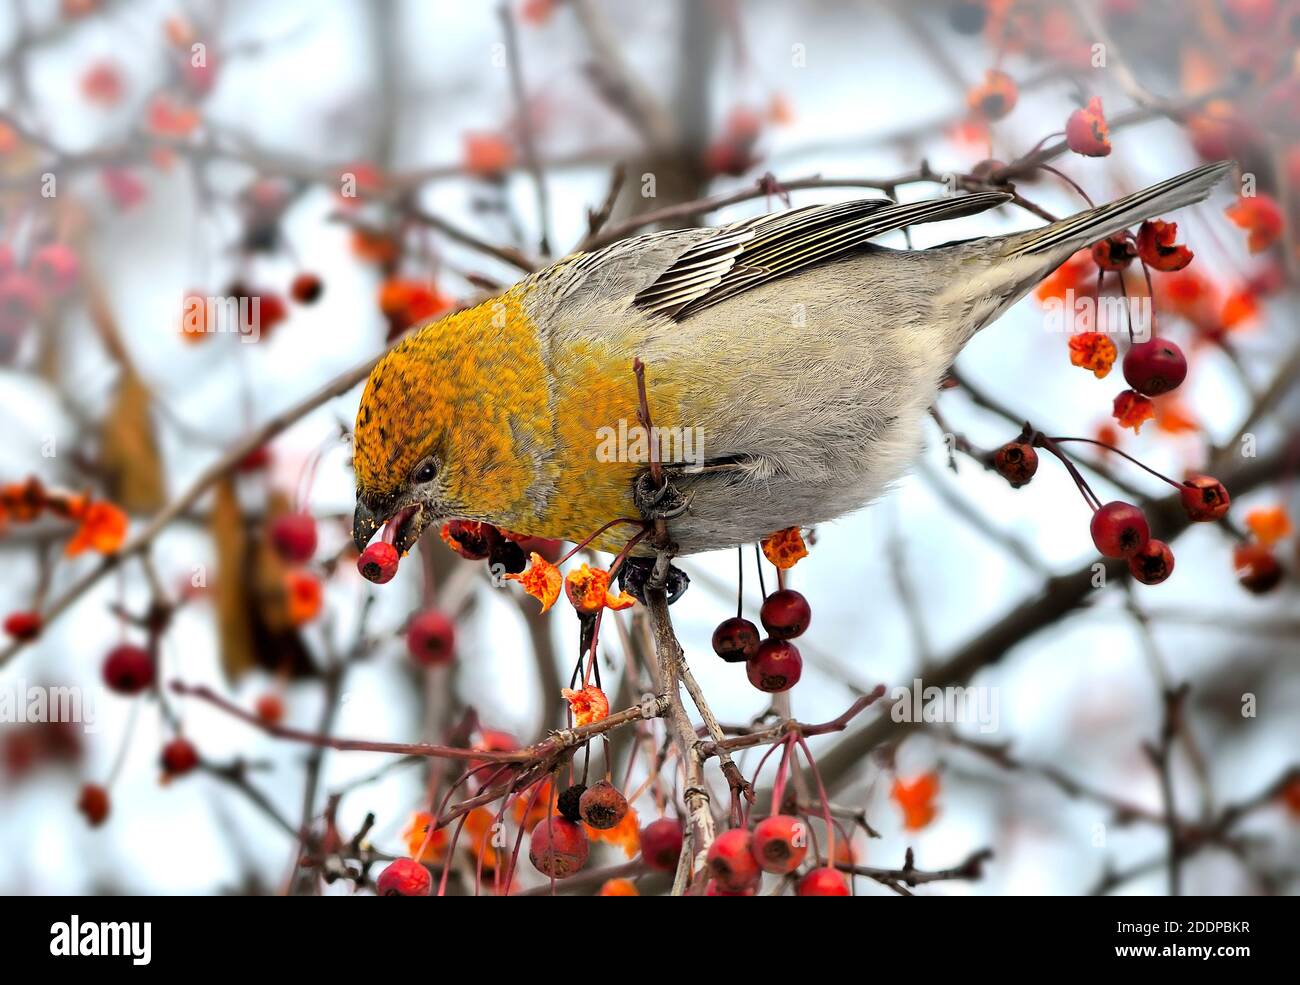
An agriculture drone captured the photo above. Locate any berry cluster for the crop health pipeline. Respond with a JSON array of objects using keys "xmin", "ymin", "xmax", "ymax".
[{"xmin": 713, "ymin": 587, "xmax": 811, "ymax": 694}]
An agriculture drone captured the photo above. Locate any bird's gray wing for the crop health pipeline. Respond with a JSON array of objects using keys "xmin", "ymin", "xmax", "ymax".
[{"xmin": 632, "ymin": 192, "xmax": 1012, "ymax": 321}]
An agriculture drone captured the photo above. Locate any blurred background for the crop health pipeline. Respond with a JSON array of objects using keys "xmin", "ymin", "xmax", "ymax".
[{"xmin": 0, "ymin": 0, "xmax": 1297, "ymax": 896}]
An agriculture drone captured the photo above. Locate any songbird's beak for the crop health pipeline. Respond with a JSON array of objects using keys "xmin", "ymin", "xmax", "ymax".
[{"xmin": 352, "ymin": 501, "xmax": 382, "ymax": 553}]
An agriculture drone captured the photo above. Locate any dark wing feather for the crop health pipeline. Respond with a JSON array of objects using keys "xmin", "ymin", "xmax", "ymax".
[{"xmin": 633, "ymin": 192, "xmax": 1012, "ymax": 321}]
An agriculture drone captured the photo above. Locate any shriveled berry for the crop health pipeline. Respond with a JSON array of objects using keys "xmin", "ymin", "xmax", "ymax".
[
  {"xmin": 3, "ymin": 610, "xmax": 41, "ymax": 640},
  {"xmin": 1234, "ymin": 543, "xmax": 1283, "ymax": 594},
  {"xmin": 993, "ymin": 441, "xmax": 1039, "ymax": 488},
  {"xmin": 640, "ymin": 817, "xmax": 684, "ymax": 872},
  {"xmin": 78, "ymin": 783, "xmax": 110, "ymax": 827},
  {"xmin": 441, "ymin": 519, "xmax": 500, "ymax": 560},
  {"xmin": 290, "ymin": 272, "xmax": 323, "ymax": 304},
  {"xmin": 488, "ymin": 537, "xmax": 527, "ymax": 575},
  {"xmin": 1090, "ymin": 501, "xmax": 1150, "ymax": 558},
  {"xmin": 797, "ymin": 867, "xmax": 850, "ymax": 896},
  {"xmin": 528, "ymin": 815, "xmax": 589, "ymax": 878},
  {"xmin": 557, "ymin": 783, "xmax": 586, "ymax": 823},
  {"xmin": 751, "ymin": 814, "xmax": 807, "ymax": 874},
  {"xmin": 617, "ymin": 556, "xmax": 690, "ymax": 606},
  {"xmin": 376, "ymin": 858, "xmax": 431, "ymax": 896},
  {"xmin": 160, "ymin": 737, "xmax": 200, "ymax": 777},
  {"xmin": 1180, "ymin": 474, "xmax": 1230, "ymax": 522},
  {"xmin": 746, "ymin": 639, "xmax": 803, "ymax": 693},
  {"xmin": 759, "ymin": 589, "xmax": 811, "ymax": 640},
  {"xmin": 707, "ymin": 828, "xmax": 761, "ymax": 892},
  {"xmin": 579, "ymin": 780, "xmax": 628, "ymax": 830},
  {"xmin": 1128, "ymin": 539, "xmax": 1175, "ymax": 585},
  {"xmin": 358, "ymin": 541, "xmax": 399, "ymax": 583},
  {"xmin": 1123, "ymin": 338, "xmax": 1187, "ymax": 396},
  {"xmin": 269, "ymin": 513, "xmax": 317, "ymax": 563},
  {"xmin": 102, "ymin": 644, "xmax": 154, "ymax": 695},
  {"xmin": 1091, "ymin": 233, "xmax": 1137, "ymax": 271},
  {"xmin": 711, "ymin": 616, "xmax": 760, "ymax": 663},
  {"xmin": 406, "ymin": 610, "xmax": 456, "ymax": 666}
]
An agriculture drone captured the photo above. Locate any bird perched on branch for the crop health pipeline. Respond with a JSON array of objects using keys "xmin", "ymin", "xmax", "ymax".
[{"xmin": 352, "ymin": 161, "xmax": 1232, "ymax": 558}]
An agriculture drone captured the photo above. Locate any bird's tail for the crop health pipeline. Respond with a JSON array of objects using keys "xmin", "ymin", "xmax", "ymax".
[{"xmin": 1003, "ymin": 159, "xmax": 1234, "ymax": 262}]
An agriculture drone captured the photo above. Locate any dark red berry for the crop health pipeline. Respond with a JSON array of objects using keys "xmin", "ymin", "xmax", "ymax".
[
  {"xmin": 1180, "ymin": 474, "xmax": 1230, "ymax": 522},
  {"xmin": 579, "ymin": 780, "xmax": 628, "ymax": 830},
  {"xmin": 1234, "ymin": 544, "xmax": 1283, "ymax": 594},
  {"xmin": 376, "ymin": 858, "xmax": 431, "ymax": 896},
  {"xmin": 712, "ymin": 616, "xmax": 760, "ymax": 663},
  {"xmin": 269, "ymin": 513, "xmax": 317, "ymax": 563},
  {"xmin": 746, "ymin": 639, "xmax": 803, "ymax": 693},
  {"xmin": 759, "ymin": 589, "xmax": 811, "ymax": 640},
  {"xmin": 1128, "ymin": 539, "xmax": 1175, "ymax": 585},
  {"xmin": 102, "ymin": 644, "xmax": 154, "ymax": 695},
  {"xmin": 1090, "ymin": 501, "xmax": 1150, "ymax": 558},
  {"xmin": 993, "ymin": 441, "xmax": 1038, "ymax": 488},
  {"xmin": 529, "ymin": 815, "xmax": 589, "ymax": 879},
  {"xmin": 640, "ymin": 817, "xmax": 684, "ymax": 872},
  {"xmin": 557, "ymin": 784, "xmax": 586, "ymax": 823},
  {"xmin": 707, "ymin": 828, "xmax": 761, "ymax": 892},
  {"xmin": 255, "ymin": 692, "xmax": 284, "ymax": 724},
  {"xmin": 160, "ymin": 737, "xmax": 200, "ymax": 777},
  {"xmin": 78, "ymin": 783, "xmax": 110, "ymax": 827},
  {"xmin": 406, "ymin": 610, "xmax": 455, "ymax": 666},
  {"xmin": 358, "ymin": 541, "xmax": 399, "ymax": 583},
  {"xmin": 797, "ymin": 867, "xmax": 850, "ymax": 896},
  {"xmin": 3, "ymin": 610, "xmax": 41, "ymax": 640},
  {"xmin": 1123, "ymin": 338, "xmax": 1187, "ymax": 396},
  {"xmin": 488, "ymin": 537, "xmax": 527, "ymax": 575},
  {"xmin": 290, "ymin": 272, "xmax": 323, "ymax": 304},
  {"xmin": 751, "ymin": 814, "xmax": 807, "ymax": 874}
]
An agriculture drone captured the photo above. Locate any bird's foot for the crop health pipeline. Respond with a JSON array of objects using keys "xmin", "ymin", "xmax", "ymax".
[{"xmin": 633, "ymin": 470, "xmax": 691, "ymax": 521}]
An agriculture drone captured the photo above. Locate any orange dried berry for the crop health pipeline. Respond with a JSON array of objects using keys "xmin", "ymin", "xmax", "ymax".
[
  {"xmin": 1244, "ymin": 506, "xmax": 1292, "ymax": 548},
  {"xmin": 561, "ymin": 684, "xmax": 609, "ymax": 727},
  {"xmin": 891, "ymin": 772, "xmax": 940, "ymax": 831},
  {"xmin": 403, "ymin": 810, "xmax": 450, "ymax": 863},
  {"xmin": 1233, "ymin": 542, "xmax": 1283, "ymax": 594},
  {"xmin": 966, "ymin": 69, "xmax": 1018, "ymax": 121},
  {"xmin": 1068, "ymin": 331, "xmax": 1117, "ymax": 378},
  {"xmin": 599, "ymin": 878, "xmax": 639, "ymax": 896},
  {"xmin": 65, "ymin": 501, "xmax": 128, "ymax": 557},
  {"xmin": 285, "ymin": 570, "xmax": 323, "ymax": 626},
  {"xmin": 462, "ymin": 132, "xmax": 515, "ymax": 178},
  {"xmin": 565, "ymin": 563, "xmax": 610, "ymax": 615},
  {"xmin": 1066, "ymin": 97, "xmax": 1111, "ymax": 156},
  {"xmin": 146, "ymin": 95, "xmax": 200, "ymax": 137},
  {"xmin": 1224, "ymin": 195, "xmax": 1283, "ymax": 254},
  {"xmin": 507, "ymin": 552, "xmax": 562, "ymax": 613},
  {"xmin": 440, "ymin": 519, "xmax": 500, "ymax": 560},
  {"xmin": 1091, "ymin": 233, "xmax": 1137, "ymax": 271},
  {"xmin": 1035, "ymin": 249, "xmax": 1096, "ymax": 304},
  {"xmin": 1221, "ymin": 288, "xmax": 1260, "ymax": 330},
  {"xmin": 1113, "ymin": 389, "xmax": 1156, "ymax": 433},
  {"xmin": 761, "ymin": 526, "xmax": 808, "ymax": 569},
  {"xmin": 1136, "ymin": 220, "xmax": 1194, "ymax": 272},
  {"xmin": 586, "ymin": 806, "xmax": 640, "ymax": 859}
]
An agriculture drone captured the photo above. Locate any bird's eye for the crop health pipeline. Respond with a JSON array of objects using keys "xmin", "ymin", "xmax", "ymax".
[{"xmin": 412, "ymin": 459, "xmax": 438, "ymax": 484}]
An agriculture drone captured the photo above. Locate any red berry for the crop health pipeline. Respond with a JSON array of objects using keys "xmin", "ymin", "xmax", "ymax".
[
  {"xmin": 747, "ymin": 639, "xmax": 803, "ymax": 693},
  {"xmin": 358, "ymin": 541, "xmax": 399, "ymax": 583},
  {"xmin": 255, "ymin": 692, "xmax": 284, "ymax": 724},
  {"xmin": 1180, "ymin": 474, "xmax": 1230, "ymax": 522},
  {"xmin": 528, "ymin": 815, "xmax": 589, "ymax": 879},
  {"xmin": 269, "ymin": 513, "xmax": 317, "ymax": 563},
  {"xmin": 707, "ymin": 828, "xmax": 761, "ymax": 892},
  {"xmin": 751, "ymin": 814, "xmax": 808, "ymax": 874},
  {"xmin": 797, "ymin": 867, "xmax": 850, "ymax": 896},
  {"xmin": 711, "ymin": 616, "xmax": 760, "ymax": 663},
  {"xmin": 759, "ymin": 589, "xmax": 811, "ymax": 640},
  {"xmin": 640, "ymin": 817, "xmax": 684, "ymax": 872},
  {"xmin": 1123, "ymin": 338, "xmax": 1187, "ymax": 396},
  {"xmin": 406, "ymin": 610, "xmax": 456, "ymax": 666},
  {"xmin": 578, "ymin": 780, "xmax": 628, "ymax": 830},
  {"xmin": 376, "ymin": 858, "xmax": 432, "ymax": 896},
  {"xmin": 1234, "ymin": 543, "xmax": 1283, "ymax": 594},
  {"xmin": 1091, "ymin": 233, "xmax": 1137, "ymax": 271},
  {"xmin": 3, "ymin": 610, "xmax": 41, "ymax": 640},
  {"xmin": 706, "ymin": 879, "xmax": 757, "ymax": 896},
  {"xmin": 160, "ymin": 737, "xmax": 200, "ymax": 777},
  {"xmin": 78, "ymin": 783, "xmax": 110, "ymax": 827},
  {"xmin": 993, "ymin": 441, "xmax": 1038, "ymax": 488},
  {"xmin": 1128, "ymin": 539, "xmax": 1175, "ymax": 585},
  {"xmin": 102, "ymin": 644, "xmax": 154, "ymax": 695},
  {"xmin": 30, "ymin": 243, "xmax": 80, "ymax": 294},
  {"xmin": 290, "ymin": 272, "xmax": 323, "ymax": 304},
  {"xmin": 1090, "ymin": 501, "xmax": 1150, "ymax": 558}
]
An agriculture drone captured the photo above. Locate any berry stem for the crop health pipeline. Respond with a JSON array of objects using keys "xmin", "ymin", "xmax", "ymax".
[
  {"xmin": 1033, "ymin": 432, "xmax": 1103, "ymax": 511},
  {"xmin": 1047, "ymin": 436, "xmax": 1186, "ymax": 491},
  {"xmin": 555, "ymin": 516, "xmax": 646, "ymax": 567}
]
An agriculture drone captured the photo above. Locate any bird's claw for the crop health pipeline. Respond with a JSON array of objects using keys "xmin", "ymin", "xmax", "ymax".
[{"xmin": 633, "ymin": 471, "xmax": 691, "ymax": 521}]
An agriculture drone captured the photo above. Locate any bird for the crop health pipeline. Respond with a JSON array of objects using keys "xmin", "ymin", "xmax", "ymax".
[{"xmin": 351, "ymin": 160, "xmax": 1232, "ymax": 560}]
